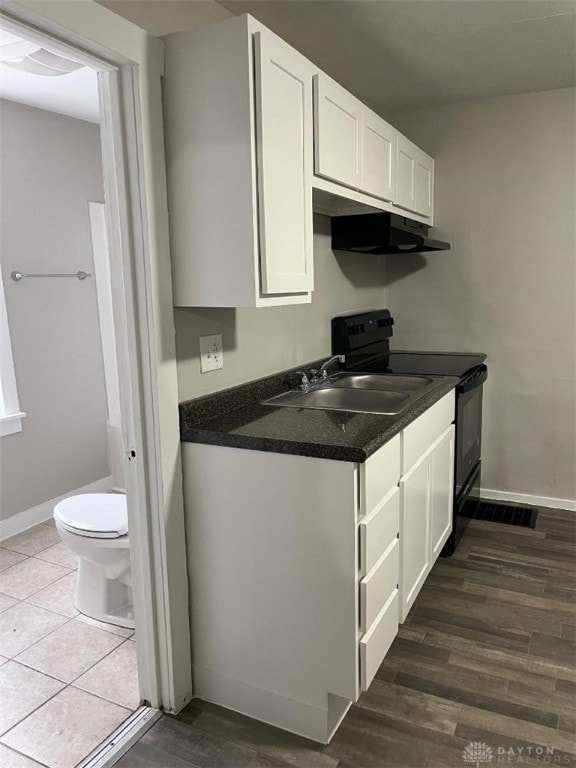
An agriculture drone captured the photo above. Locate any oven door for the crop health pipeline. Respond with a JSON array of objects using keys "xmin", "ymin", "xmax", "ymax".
[{"xmin": 455, "ymin": 366, "xmax": 487, "ymax": 498}]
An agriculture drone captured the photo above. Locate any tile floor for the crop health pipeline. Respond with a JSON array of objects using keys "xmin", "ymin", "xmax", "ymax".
[{"xmin": 0, "ymin": 522, "xmax": 140, "ymax": 768}]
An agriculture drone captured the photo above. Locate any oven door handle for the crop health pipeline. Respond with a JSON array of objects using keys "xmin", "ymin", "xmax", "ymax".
[{"xmin": 458, "ymin": 365, "xmax": 488, "ymax": 394}]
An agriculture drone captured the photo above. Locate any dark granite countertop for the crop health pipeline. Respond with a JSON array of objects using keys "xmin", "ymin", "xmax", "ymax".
[{"xmin": 179, "ymin": 361, "xmax": 459, "ymax": 463}]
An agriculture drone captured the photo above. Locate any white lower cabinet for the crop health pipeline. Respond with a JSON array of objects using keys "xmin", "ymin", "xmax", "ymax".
[
  {"xmin": 430, "ymin": 426, "xmax": 455, "ymax": 561},
  {"xmin": 399, "ymin": 450, "xmax": 432, "ymax": 620},
  {"xmin": 360, "ymin": 589, "xmax": 399, "ymax": 691},
  {"xmin": 181, "ymin": 391, "xmax": 455, "ymax": 744},
  {"xmin": 399, "ymin": 416, "xmax": 456, "ymax": 622}
]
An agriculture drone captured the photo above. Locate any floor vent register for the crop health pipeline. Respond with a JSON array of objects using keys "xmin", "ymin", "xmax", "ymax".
[{"xmin": 462, "ymin": 501, "xmax": 538, "ymax": 528}]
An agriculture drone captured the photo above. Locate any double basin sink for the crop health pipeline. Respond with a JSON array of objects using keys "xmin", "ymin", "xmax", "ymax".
[{"xmin": 263, "ymin": 373, "xmax": 434, "ymax": 416}]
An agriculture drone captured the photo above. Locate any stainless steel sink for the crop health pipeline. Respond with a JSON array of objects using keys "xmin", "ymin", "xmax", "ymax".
[
  {"xmin": 263, "ymin": 372, "xmax": 433, "ymax": 415},
  {"xmin": 329, "ymin": 374, "xmax": 433, "ymax": 391}
]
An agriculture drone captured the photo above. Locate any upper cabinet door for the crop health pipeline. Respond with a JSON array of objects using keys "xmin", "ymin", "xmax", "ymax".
[
  {"xmin": 395, "ymin": 134, "xmax": 416, "ymax": 213},
  {"xmin": 313, "ymin": 73, "xmax": 362, "ymax": 190},
  {"xmin": 395, "ymin": 134, "xmax": 433, "ymax": 219},
  {"xmin": 361, "ymin": 109, "xmax": 396, "ymax": 202},
  {"xmin": 254, "ymin": 32, "xmax": 314, "ymax": 295},
  {"xmin": 414, "ymin": 151, "xmax": 434, "ymax": 220}
]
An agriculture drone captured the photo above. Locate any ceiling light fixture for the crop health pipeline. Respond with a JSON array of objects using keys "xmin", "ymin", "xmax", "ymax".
[{"xmin": 0, "ymin": 40, "xmax": 84, "ymax": 76}]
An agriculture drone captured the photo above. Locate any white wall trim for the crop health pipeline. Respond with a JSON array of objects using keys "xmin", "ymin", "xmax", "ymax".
[
  {"xmin": 481, "ymin": 488, "xmax": 576, "ymax": 513},
  {"xmin": 0, "ymin": 244, "xmax": 25, "ymax": 431},
  {"xmin": 0, "ymin": 475, "xmax": 114, "ymax": 540},
  {"xmin": 1, "ymin": 0, "xmax": 192, "ymax": 714},
  {"xmin": 89, "ymin": 201, "xmax": 121, "ymax": 428},
  {"xmin": 0, "ymin": 410, "xmax": 26, "ymax": 436}
]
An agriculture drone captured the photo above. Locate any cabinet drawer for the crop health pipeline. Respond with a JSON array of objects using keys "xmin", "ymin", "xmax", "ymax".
[
  {"xmin": 402, "ymin": 392, "xmax": 455, "ymax": 474},
  {"xmin": 361, "ymin": 435, "xmax": 400, "ymax": 516},
  {"xmin": 360, "ymin": 589, "xmax": 399, "ymax": 692},
  {"xmin": 359, "ymin": 486, "xmax": 399, "ymax": 577},
  {"xmin": 360, "ymin": 538, "xmax": 399, "ymax": 632}
]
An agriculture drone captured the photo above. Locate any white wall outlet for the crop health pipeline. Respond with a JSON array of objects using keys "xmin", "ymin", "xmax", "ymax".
[{"xmin": 199, "ymin": 334, "xmax": 223, "ymax": 373}]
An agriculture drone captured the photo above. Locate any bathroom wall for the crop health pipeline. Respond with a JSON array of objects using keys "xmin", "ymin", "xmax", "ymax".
[
  {"xmin": 389, "ymin": 87, "xmax": 576, "ymax": 504},
  {"xmin": 0, "ymin": 100, "xmax": 110, "ymax": 522},
  {"xmin": 175, "ymin": 215, "xmax": 389, "ymax": 400}
]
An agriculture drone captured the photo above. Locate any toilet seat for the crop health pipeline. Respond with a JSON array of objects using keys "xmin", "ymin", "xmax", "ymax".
[{"xmin": 54, "ymin": 494, "xmax": 128, "ymax": 539}]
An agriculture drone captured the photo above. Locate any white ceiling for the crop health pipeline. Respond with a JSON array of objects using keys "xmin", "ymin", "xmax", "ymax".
[
  {"xmin": 99, "ymin": 0, "xmax": 576, "ymax": 115},
  {"xmin": 218, "ymin": 0, "xmax": 576, "ymax": 114},
  {"xmin": 0, "ymin": 28, "xmax": 100, "ymax": 123}
]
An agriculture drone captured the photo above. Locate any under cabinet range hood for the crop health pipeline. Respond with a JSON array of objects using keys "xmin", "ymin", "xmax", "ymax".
[{"xmin": 331, "ymin": 212, "xmax": 451, "ymax": 254}]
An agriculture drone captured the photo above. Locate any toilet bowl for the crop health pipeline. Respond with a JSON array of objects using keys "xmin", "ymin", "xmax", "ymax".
[{"xmin": 54, "ymin": 493, "xmax": 134, "ymax": 629}]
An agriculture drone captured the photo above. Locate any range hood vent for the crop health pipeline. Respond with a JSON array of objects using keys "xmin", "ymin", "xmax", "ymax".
[{"xmin": 331, "ymin": 212, "xmax": 450, "ymax": 254}]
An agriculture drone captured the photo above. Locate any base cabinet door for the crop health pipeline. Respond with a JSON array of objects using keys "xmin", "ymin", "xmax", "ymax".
[
  {"xmin": 399, "ymin": 450, "xmax": 431, "ymax": 622},
  {"xmin": 430, "ymin": 426, "xmax": 455, "ymax": 560},
  {"xmin": 360, "ymin": 589, "xmax": 399, "ymax": 691}
]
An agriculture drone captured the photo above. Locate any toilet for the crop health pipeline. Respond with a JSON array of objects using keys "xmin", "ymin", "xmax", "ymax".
[{"xmin": 54, "ymin": 493, "xmax": 134, "ymax": 629}]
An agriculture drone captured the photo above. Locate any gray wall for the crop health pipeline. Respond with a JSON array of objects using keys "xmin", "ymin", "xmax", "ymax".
[
  {"xmin": 388, "ymin": 88, "xmax": 576, "ymax": 503},
  {"xmin": 175, "ymin": 215, "xmax": 388, "ymax": 400},
  {"xmin": 0, "ymin": 100, "xmax": 110, "ymax": 520}
]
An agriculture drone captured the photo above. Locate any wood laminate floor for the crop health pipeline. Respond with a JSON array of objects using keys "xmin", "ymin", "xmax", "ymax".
[{"xmin": 117, "ymin": 508, "xmax": 576, "ymax": 768}]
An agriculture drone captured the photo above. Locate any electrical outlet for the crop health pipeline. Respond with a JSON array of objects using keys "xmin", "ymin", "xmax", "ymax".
[{"xmin": 199, "ymin": 334, "xmax": 223, "ymax": 373}]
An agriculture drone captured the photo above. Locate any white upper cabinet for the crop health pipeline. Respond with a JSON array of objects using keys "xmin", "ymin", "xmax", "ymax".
[
  {"xmin": 395, "ymin": 134, "xmax": 434, "ymax": 219},
  {"xmin": 164, "ymin": 13, "xmax": 438, "ymax": 307},
  {"xmin": 255, "ymin": 32, "xmax": 314, "ymax": 295},
  {"xmin": 313, "ymin": 73, "xmax": 363, "ymax": 190},
  {"xmin": 164, "ymin": 16, "xmax": 313, "ymax": 307},
  {"xmin": 361, "ymin": 108, "xmax": 396, "ymax": 202}
]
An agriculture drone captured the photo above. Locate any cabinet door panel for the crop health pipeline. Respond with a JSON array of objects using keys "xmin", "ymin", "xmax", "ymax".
[
  {"xmin": 430, "ymin": 426, "xmax": 455, "ymax": 561},
  {"xmin": 414, "ymin": 154, "xmax": 433, "ymax": 219},
  {"xmin": 361, "ymin": 109, "xmax": 396, "ymax": 202},
  {"xmin": 395, "ymin": 134, "xmax": 434, "ymax": 219},
  {"xmin": 360, "ymin": 589, "xmax": 398, "ymax": 692},
  {"xmin": 359, "ymin": 486, "xmax": 400, "ymax": 577},
  {"xmin": 361, "ymin": 434, "xmax": 400, "ymax": 516},
  {"xmin": 402, "ymin": 392, "xmax": 454, "ymax": 475},
  {"xmin": 360, "ymin": 538, "xmax": 399, "ymax": 632},
  {"xmin": 395, "ymin": 135, "xmax": 415, "ymax": 212},
  {"xmin": 399, "ymin": 451, "xmax": 431, "ymax": 622},
  {"xmin": 313, "ymin": 74, "xmax": 362, "ymax": 190},
  {"xmin": 255, "ymin": 32, "xmax": 314, "ymax": 295}
]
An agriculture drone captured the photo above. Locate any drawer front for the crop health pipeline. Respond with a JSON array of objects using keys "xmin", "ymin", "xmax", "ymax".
[
  {"xmin": 402, "ymin": 391, "xmax": 455, "ymax": 474},
  {"xmin": 359, "ymin": 486, "xmax": 399, "ymax": 576},
  {"xmin": 360, "ymin": 538, "xmax": 399, "ymax": 632},
  {"xmin": 360, "ymin": 589, "xmax": 399, "ymax": 692},
  {"xmin": 361, "ymin": 434, "xmax": 401, "ymax": 516}
]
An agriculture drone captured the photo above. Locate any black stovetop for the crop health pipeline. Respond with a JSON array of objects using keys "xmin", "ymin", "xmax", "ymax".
[{"xmin": 349, "ymin": 351, "xmax": 487, "ymax": 380}]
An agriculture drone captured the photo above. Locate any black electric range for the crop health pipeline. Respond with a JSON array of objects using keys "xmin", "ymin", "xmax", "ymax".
[{"xmin": 332, "ymin": 309, "xmax": 488, "ymax": 555}]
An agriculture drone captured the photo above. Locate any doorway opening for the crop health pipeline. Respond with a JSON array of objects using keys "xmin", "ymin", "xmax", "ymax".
[{"xmin": 0, "ymin": 17, "xmax": 163, "ymax": 768}]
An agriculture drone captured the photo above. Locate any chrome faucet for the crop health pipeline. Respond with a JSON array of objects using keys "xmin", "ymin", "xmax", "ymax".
[
  {"xmin": 314, "ymin": 355, "xmax": 345, "ymax": 381},
  {"xmin": 294, "ymin": 370, "xmax": 312, "ymax": 390}
]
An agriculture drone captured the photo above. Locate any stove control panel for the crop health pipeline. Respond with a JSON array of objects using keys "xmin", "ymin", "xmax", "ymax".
[{"xmin": 332, "ymin": 309, "xmax": 395, "ymax": 353}]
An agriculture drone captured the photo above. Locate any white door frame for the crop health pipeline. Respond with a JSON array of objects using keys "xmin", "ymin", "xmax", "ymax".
[{"xmin": 0, "ymin": 2, "xmax": 192, "ymax": 713}]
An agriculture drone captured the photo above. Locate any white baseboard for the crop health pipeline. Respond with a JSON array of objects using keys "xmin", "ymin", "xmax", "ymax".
[
  {"xmin": 193, "ymin": 665, "xmax": 340, "ymax": 744},
  {"xmin": 481, "ymin": 488, "xmax": 576, "ymax": 513},
  {"xmin": 0, "ymin": 475, "xmax": 114, "ymax": 540}
]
